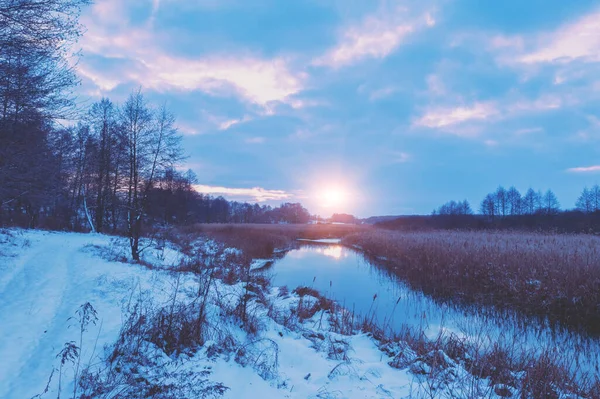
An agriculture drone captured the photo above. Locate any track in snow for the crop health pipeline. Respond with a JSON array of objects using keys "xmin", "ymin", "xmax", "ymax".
[{"xmin": 0, "ymin": 231, "xmax": 146, "ymax": 399}]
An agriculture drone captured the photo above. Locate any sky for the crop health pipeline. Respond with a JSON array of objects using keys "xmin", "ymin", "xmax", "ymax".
[{"xmin": 75, "ymin": 0, "xmax": 600, "ymax": 217}]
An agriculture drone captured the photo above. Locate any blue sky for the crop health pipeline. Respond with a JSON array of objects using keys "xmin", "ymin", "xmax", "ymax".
[{"xmin": 75, "ymin": 0, "xmax": 600, "ymax": 217}]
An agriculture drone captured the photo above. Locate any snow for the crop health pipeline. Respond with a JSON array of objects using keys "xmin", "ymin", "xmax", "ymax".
[
  {"xmin": 0, "ymin": 229, "xmax": 511, "ymax": 399},
  {"xmin": 249, "ymin": 258, "xmax": 272, "ymax": 271},
  {"xmin": 0, "ymin": 230, "xmax": 183, "ymax": 398}
]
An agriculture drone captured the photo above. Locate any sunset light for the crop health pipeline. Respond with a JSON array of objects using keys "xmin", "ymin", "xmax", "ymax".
[{"xmin": 318, "ymin": 187, "xmax": 349, "ymax": 209}]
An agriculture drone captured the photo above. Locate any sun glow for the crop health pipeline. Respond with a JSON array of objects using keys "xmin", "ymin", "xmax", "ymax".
[{"xmin": 318, "ymin": 187, "xmax": 349, "ymax": 209}]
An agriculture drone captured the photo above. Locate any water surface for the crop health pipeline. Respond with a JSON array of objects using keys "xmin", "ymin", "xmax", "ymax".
[{"xmin": 261, "ymin": 243, "xmax": 600, "ymax": 376}]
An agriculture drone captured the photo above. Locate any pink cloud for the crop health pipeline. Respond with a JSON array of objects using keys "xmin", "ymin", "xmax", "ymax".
[
  {"xmin": 77, "ymin": 4, "xmax": 305, "ymax": 106},
  {"xmin": 414, "ymin": 92, "xmax": 575, "ymax": 136},
  {"xmin": 567, "ymin": 165, "xmax": 600, "ymax": 173},
  {"xmin": 414, "ymin": 102, "xmax": 498, "ymax": 128},
  {"xmin": 520, "ymin": 11, "xmax": 600, "ymax": 64},
  {"xmin": 193, "ymin": 185, "xmax": 291, "ymax": 202},
  {"xmin": 506, "ymin": 95, "xmax": 563, "ymax": 113},
  {"xmin": 490, "ymin": 35, "xmax": 525, "ymax": 50},
  {"xmin": 314, "ymin": 6, "xmax": 435, "ymax": 68}
]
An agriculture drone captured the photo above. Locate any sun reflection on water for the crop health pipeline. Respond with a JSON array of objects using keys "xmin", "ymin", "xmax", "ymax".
[{"xmin": 317, "ymin": 245, "xmax": 343, "ymax": 259}]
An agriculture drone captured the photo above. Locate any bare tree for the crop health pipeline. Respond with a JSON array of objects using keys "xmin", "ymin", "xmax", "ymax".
[
  {"xmin": 576, "ymin": 187, "xmax": 593, "ymax": 213},
  {"xmin": 0, "ymin": 0, "xmax": 90, "ymax": 221},
  {"xmin": 522, "ymin": 188, "xmax": 541, "ymax": 215},
  {"xmin": 495, "ymin": 186, "xmax": 507, "ymax": 217},
  {"xmin": 542, "ymin": 189, "xmax": 560, "ymax": 215},
  {"xmin": 120, "ymin": 89, "xmax": 183, "ymax": 261},
  {"xmin": 480, "ymin": 194, "xmax": 496, "ymax": 218},
  {"xmin": 87, "ymin": 98, "xmax": 121, "ymax": 233},
  {"xmin": 506, "ymin": 186, "xmax": 522, "ymax": 216},
  {"xmin": 591, "ymin": 184, "xmax": 600, "ymax": 212},
  {"xmin": 435, "ymin": 199, "xmax": 472, "ymax": 215},
  {"xmin": 0, "ymin": 0, "xmax": 90, "ymax": 122}
]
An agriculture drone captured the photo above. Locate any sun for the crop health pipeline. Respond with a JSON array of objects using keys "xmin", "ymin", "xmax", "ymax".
[{"xmin": 318, "ymin": 187, "xmax": 348, "ymax": 209}]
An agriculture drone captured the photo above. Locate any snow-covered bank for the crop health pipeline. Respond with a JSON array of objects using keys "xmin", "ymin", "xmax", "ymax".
[{"xmin": 0, "ymin": 230, "xmax": 418, "ymax": 398}]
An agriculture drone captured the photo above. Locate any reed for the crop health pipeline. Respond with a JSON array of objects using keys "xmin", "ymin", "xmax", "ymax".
[
  {"xmin": 343, "ymin": 229, "xmax": 600, "ymax": 334},
  {"xmin": 177, "ymin": 223, "xmax": 369, "ymax": 259}
]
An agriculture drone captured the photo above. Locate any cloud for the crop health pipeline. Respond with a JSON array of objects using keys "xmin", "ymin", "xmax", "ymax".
[
  {"xmin": 193, "ymin": 185, "xmax": 291, "ymax": 202},
  {"xmin": 505, "ymin": 95, "xmax": 563, "ymax": 113},
  {"xmin": 314, "ymin": 5, "xmax": 435, "ymax": 68},
  {"xmin": 414, "ymin": 102, "xmax": 498, "ymax": 128},
  {"xmin": 489, "ymin": 35, "xmax": 525, "ymax": 51},
  {"xmin": 368, "ymin": 86, "xmax": 398, "ymax": 101},
  {"xmin": 413, "ymin": 91, "xmax": 579, "ymax": 136},
  {"xmin": 77, "ymin": 4, "xmax": 305, "ymax": 106},
  {"xmin": 76, "ymin": 63, "xmax": 122, "ymax": 92},
  {"xmin": 176, "ymin": 122, "xmax": 201, "ymax": 136},
  {"xmin": 91, "ymin": 0, "xmax": 128, "ymax": 26},
  {"xmin": 218, "ymin": 116, "xmax": 253, "ymax": 131},
  {"xmin": 567, "ymin": 165, "xmax": 600, "ymax": 173},
  {"xmin": 520, "ymin": 11, "xmax": 600, "ymax": 64}
]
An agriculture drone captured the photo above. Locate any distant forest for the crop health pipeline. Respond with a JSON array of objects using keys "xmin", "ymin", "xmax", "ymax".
[
  {"xmin": 378, "ymin": 186, "xmax": 600, "ymax": 233},
  {"xmin": 1, "ymin": 92, "xmax": 311, "ymax": 230}
]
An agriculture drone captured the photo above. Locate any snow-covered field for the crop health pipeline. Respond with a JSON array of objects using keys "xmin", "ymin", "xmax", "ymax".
[{"xmin": 0, "ymin": 229, "xmax": 425, "ymax": 398}]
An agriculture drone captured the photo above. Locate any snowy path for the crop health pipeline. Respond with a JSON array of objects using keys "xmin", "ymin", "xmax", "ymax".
[
  {"xmin": 0, "ymin": 231, "xmax": 157, "ymax": 399},
  {"xmin": 0, "ymin": 232, "xmax": 74, "ymax": 397}
]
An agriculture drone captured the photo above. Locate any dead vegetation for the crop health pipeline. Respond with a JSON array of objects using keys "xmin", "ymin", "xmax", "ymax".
[
  {"xmin": 177, "ymin": 223, "xmax": 369, "ymax": 259},
  {"xmin": 344, "ymin": 229, "xmax": 600, "ymax": 334}
]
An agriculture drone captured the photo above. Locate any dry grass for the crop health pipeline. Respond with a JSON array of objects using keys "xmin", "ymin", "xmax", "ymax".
[
  {"xmin": 343, "ymin": 229, "xmax": 600, "ymax": 334},
  {"xmin": 177, "ymin": 223, "xmax": 369, "ymax": 259}
]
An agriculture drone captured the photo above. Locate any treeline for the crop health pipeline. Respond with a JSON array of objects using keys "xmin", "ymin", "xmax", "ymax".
[
  {"xmin": 435, "ymin": 185, "xmax": 600, "ymax": 216},
  {"xmin": 0, "ymin": 90, "xmax": 312, "ymax": 230},
  {"xmin": 378, "ymin": 186, "xmax": 600, "ymax": 232},
  {"xmin": 423, "ymin": 185, "xmax": 600, "ymax": 233},
  {"xmin": 145, "ymin": 173, "xmax": 311, "ymax": 225},
  {"xmin": 433, "ymin": 187, "xmax": 563, "ymax": 217}
]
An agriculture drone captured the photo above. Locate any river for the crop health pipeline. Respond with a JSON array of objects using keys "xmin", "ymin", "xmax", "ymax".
[{"xmin": 258, "ymin": 241, "xmax": 600, "ymax": 378}]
